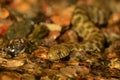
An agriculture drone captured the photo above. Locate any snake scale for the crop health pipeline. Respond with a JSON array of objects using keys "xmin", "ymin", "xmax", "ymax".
[{"xmin": 48, "ymin": 5, "xmax": 110, "ymax": 61}]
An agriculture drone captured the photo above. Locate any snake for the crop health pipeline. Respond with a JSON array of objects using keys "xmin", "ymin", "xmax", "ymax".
[{"xmin": 48, "ymin": 5, "xmax": 111, "ymax": 61}]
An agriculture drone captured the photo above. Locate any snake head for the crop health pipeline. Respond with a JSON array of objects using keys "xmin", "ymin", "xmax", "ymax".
[{"xmin": 48, "ymin": 44, "xmax": 71, "ymax": 61}]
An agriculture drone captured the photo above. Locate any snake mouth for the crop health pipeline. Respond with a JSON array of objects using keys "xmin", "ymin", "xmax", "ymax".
[{"xmin": 48, "ymin": 52, "xmax": 59, "ymax": 61}]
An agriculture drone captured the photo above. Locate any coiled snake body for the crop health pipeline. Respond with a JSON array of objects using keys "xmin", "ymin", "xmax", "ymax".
[{"xmin": 48, "ymin": 5, "xmax": 110, "ymax": 61}]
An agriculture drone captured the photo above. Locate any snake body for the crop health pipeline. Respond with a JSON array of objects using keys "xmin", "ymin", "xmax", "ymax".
[{"xmin": 48, "ymin": 5, "xmax": 110, "ymax": 61}]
